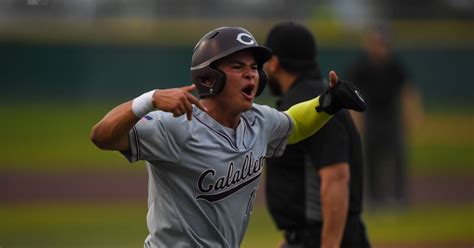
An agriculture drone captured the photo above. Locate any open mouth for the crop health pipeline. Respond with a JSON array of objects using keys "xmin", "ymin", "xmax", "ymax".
[{"xmin": 242, "ymin": 85, "xmax": 255, "ymax": 96}]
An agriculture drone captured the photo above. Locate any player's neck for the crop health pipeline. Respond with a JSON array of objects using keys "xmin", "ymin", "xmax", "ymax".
[{"xmin": 201, "ymin": 99, "xmax": 241, "ymax": 129}]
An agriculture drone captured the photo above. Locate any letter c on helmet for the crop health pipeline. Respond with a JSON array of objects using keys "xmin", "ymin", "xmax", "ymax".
[{"xmin": 236, "ymin": 33, "xmax": 255, "ymax": 45}]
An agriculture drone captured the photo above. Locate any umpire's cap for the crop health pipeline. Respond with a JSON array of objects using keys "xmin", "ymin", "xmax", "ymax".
[
  {"xmin": 191, "ymin": 27, "xmax": 272, "ymax": 97},
  {"xmin": 265, "ymin": 22, "xmax": 318, "ymax": 73}
]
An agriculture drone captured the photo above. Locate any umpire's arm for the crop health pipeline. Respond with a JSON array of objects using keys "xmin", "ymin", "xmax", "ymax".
[{"xmin": 320, "ymin": 162, "xmax": 350, "ymax": 247}]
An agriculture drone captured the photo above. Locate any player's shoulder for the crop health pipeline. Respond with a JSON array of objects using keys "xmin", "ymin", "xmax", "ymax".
[
  {"xmin": 144, "ymin": 110, "xmax": 191, "ymax": 131},
  {"xmin": 244, "ymin": 103, "xmax": 288, "ymax": 123},
  {"xmin": 250, "ymin": 103, "xmax": 272, "ymax": 111},
  {"xmin": 247, "ymin": 103, "xmax": 279, "ymax": 116},
  {"xmin": 145, "ymin": 110, "xmax": 179, "ymax": 123}
]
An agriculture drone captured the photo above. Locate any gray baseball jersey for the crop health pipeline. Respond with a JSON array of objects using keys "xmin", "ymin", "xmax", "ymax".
[{"xmin": 122, "ymin": 103, "xmax": 292, "ymax": 248}]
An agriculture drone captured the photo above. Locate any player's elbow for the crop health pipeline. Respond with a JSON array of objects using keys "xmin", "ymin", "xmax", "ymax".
[{"xmin": 90, "ymin": 124, "xmax": 113, "ymax": 150}]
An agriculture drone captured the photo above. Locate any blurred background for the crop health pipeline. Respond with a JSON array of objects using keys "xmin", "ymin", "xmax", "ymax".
[{"xmin": 0, "ymin": 0, "xmax": 472, "ymax": 247}]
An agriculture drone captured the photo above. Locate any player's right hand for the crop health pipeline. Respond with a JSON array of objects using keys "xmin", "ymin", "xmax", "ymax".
[{"xmin": 153, "ymin": 84, "xmax": 208, "ymax": 120}]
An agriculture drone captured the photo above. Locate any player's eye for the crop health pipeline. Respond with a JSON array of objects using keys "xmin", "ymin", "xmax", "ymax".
[
  {"xmin": 231, "ymin": 64, "xmax": 243, "ymax": 70},
  {"xmin": 228, "ymin": 62, "xmax": 257, "ymax": 71}
]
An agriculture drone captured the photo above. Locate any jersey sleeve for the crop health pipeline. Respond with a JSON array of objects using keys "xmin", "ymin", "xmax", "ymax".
[
  {"xmin": 306, "ymin": 111, "xmax": 349, "ymax": 169},
  {"xmin": 257, "ymin": 105, "xmax": 293, "ymax": 158},
  {"xmin": 121, "ymin": 111, "xmax": 188, "ymax": 163}
]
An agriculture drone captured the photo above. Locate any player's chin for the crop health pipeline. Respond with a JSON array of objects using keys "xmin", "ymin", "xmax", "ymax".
[
  {"xmin": 238, "ymin": 101, "xmax": 253, "ymax": 112},
  {"xmin": 239, "ymin": 92, "xmax": 254, "ymax": 110}
]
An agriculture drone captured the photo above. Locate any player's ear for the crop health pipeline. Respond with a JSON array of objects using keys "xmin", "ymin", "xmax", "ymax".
[{"xmin": 264, "ymin": 55, "xmax": 279, "ymax": 73}]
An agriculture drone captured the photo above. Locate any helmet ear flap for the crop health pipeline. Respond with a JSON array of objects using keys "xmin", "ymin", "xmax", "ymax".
[
  {"xmin": 193, "ymin": 67, "xmax": 227, "ymax": 97},
  {"xmin": 255, "ymin": 68, "xmax": 267, "ymax": 96},
  {"xmin": 196, "ymin": 67, "xmax": 267, "ymax": 97}
]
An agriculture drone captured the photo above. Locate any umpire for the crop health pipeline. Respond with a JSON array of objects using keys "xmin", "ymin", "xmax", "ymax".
[{"xmin": 263, "ymin": 22, "xmax": 371, "ymax": 248}]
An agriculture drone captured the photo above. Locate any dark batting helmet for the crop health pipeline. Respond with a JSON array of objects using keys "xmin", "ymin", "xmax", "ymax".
[{"xmin": 191, "ymin": 27, "xmax": 273, "ymax": 97}]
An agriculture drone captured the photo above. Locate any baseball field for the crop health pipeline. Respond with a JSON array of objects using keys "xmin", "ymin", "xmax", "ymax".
[{"xmin": 0, "ymin": 104, "xmax": 472, "ymax": 248}]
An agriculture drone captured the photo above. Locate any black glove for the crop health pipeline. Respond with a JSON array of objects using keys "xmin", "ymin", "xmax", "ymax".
[{"xmin": 316, "ymin": 80, "xmax": 367, "ymax": 115}]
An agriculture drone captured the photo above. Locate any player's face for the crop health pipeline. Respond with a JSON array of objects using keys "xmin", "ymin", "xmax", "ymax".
[{"xmin": 215, "ymin": 50, "xmax": 259, "ymax": 113}]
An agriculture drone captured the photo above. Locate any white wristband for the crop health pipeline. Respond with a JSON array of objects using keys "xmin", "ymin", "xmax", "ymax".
[{"xmin": 132, "ymin": 90, "xmax": 157, "ymax": 118}]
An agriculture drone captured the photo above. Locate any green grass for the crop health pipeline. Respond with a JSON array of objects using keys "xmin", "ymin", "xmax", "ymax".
[
  {"xmin": 0, "ymin": 103, "xmax": 472, "ymax": 175},
  {"xmin": 0, "ymin": 103, "xmax": 131, "ymax": 171},
  {"xmin": 0, "ymin": 203, "xmax": 472, "ymax": 248},
  {"xmin": 362, "ymin": 204, "xmax": 474, "ymax": 244},
  {"xmin": 0, "ymin": 203, "xmax": 148, "ymax": 248},
  {"xmin": 407, "ymin": 114, "xmax": 473, "ymax": 176},
  {"xmin": 243, "ymin": 204, "xmax": 474, "ymax": 247},
  {"xmin": 242, "ymin": 206, "xmax": 282, "ymax": 248},
  {"xmin": 409, "ymin": 143, "xmax": 473, "ymax": 176}
]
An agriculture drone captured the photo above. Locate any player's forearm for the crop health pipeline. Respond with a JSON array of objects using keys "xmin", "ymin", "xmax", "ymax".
[
  {"xmin": 320, "ymin": 164, "xmax": 350, "ymax": 248},
  {"xmin": 285, "ymin": 96, "xmax": 332, "ymax": 144},
  {"xmin": 91, "ymin": 101, "xmax": 139, "ymax": 151}
]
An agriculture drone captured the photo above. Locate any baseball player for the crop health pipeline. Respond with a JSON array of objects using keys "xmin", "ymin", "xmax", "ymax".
[{"xmin": 91, "ymin": 26, "xmax": 366, "ymax": 248}]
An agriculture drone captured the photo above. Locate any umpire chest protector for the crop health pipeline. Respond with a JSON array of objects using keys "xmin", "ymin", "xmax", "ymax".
[{"xmin": 191, "ymin": 27, "xmax": 272, "ymax": 97}]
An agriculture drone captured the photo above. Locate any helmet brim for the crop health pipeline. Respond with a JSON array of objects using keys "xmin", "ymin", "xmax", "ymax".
[
  {"xmin": 247, "ymin": 46, "xmax": 273, "ymax": 65},
  {"xmin": 191, "ymin": 45, "xmax": 273, "ymax": 70}
]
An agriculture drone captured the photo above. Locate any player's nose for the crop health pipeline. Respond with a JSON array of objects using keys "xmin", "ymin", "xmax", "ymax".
[{"xmin": 243, "ymin": 68, "xmax": 257, "ymax": 80}]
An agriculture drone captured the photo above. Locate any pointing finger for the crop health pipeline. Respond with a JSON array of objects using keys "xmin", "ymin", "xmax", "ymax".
[
  {"xmin": 184, "ymin": 84, "xmax": 197, "ymax": 92},
  {"xmin": 187, "ymin": 93, "xmax": 208, "ymax": 112}
]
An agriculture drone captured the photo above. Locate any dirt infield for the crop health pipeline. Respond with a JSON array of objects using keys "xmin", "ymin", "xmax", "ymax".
[
  {"xmin": 1, "ymin": 169, "xmax": 472, "ymax": 248},
  {"xmin": 1, "ymin": 169, "xmax": 472, "ymax": 204},
  {"xmin": 0, "ymin": 169, "xmax": 148, "ymax": 203}
]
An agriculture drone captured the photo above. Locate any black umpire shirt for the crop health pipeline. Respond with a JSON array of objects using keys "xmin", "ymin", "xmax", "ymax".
[{"xmin": 265, "ymin": 75, "xmax": 364, "ymax": 230}]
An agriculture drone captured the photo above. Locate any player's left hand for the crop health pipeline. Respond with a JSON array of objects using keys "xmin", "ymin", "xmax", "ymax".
[{"xmin": 316, "ymin": 70, "xmax": 367, "ymax": 114}]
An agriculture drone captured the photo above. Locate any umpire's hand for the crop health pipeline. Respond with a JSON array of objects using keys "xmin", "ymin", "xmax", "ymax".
[{"xmin": 153, "ymin": 84, "xmax": 208, "ymax": 120}]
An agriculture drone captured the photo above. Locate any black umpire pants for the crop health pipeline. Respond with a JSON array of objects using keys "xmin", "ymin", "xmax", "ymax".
[{"xmin": 283, "ymin": 215, "xmax": 371, "ymax": 248}]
